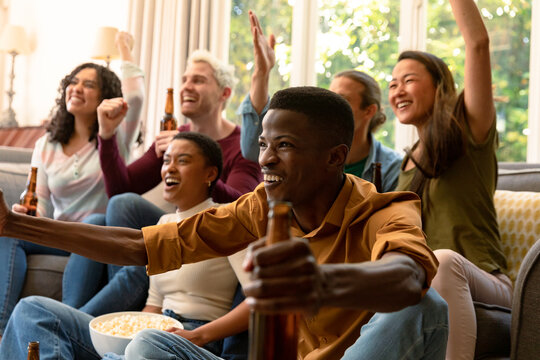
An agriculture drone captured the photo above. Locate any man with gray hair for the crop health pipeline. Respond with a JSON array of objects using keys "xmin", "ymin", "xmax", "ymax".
[{"xmin": 97, "ymin": 49, "xmax": 261, "ymax": 204}]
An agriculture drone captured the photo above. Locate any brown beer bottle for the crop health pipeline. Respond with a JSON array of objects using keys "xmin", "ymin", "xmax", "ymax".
[
  {"xmin": 27, "ymin": 341, "xmax": 39, "ymax": 360},
  {"xmin": 20, "ymin": 167, "xmax": 38, "ymax": 216},
  {"xmin": 248, "ymin": 201, "xmax": 298, "ymax": 360},
  {"xmin": 160, "ymin": 88, "xmax": 177, "ymax": 131},
  {"xmin": 371, "ymin": 162, "xmax": 382, "ymax": 192}
]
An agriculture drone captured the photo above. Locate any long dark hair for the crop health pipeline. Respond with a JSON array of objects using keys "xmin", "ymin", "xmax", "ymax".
[
  {"xmin": 399, "ymin": 51, "xmax": 467, "ymax": 198},
  {"xmin": 47, "ymin": 63, "xmax": 122, "ymax": 144}
]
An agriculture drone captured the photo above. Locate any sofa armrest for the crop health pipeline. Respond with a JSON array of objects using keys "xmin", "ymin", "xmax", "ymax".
[{"xmin": 510, "ymin": 239, "xmax": 540, "ymax": 359}]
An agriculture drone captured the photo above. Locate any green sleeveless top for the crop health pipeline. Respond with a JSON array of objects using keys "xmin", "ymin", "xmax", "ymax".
[{"xmin": 396, "ymin": 122, "xmax": 507, "ymax": 274}]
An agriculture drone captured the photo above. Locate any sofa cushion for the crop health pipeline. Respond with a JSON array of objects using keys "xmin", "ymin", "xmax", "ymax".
[
  {"xmin": 494, "ymin": 190, "xmax": 540, "ymax": 282},
  {"xmin": 474, "ymin": 301, "xmax": 511, "ymax": 359},
  {"xmin": 19, "ymin": 254, "xmax": 69, "ymax": 302},
  {"xmin": 0, "ymin": 161, "xmax": 31, "ymax": 207}
]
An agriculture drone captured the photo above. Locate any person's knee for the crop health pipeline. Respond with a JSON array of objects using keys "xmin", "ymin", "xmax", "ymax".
[
  {"xmin": 381, "ymin": 288, "xmax": 448, "ymax": 327},
  {"xmin": 82, "ymin": 213, "xmax": 106, "ymax": 225},
  {"xmin": 107, "ymin": 193, "xmax": 140, "ymax": 212},
  {"xmin": 17, "ymin": 296, "xmax": 49, "ymax": 310},
  {"xmin": 12, "ymin": 296, "xmax": 51, "ymax": 321},
  {"xmin": 433, "ymin": 249, "xmax": 466, "ymax": 280},
  {"xmin": 422, "ymin": 288, "xmax": 449, "ymax": 323},
  {"xmin": 125, "ymin": 328, "xmax": 163, "ymax": 359}
]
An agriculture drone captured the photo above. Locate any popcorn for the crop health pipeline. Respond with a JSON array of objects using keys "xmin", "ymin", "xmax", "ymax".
[{"xmin": 91, "ymin": 314, "xmax": 179, "ymax": 338}]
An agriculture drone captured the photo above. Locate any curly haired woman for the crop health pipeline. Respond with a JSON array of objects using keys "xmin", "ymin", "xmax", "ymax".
[{"xmin": 0, "ymin": 32, "xmax": 143, "ymax": 342}]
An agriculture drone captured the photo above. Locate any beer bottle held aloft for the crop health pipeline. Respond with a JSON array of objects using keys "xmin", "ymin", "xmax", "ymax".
[
  {"xmin": 371, "ymin": 162, "xmax": 382, "ymax": 192},
  {"xmin": 248, "ymin": 201, "xmax": 298, "ymax": 360},
  {"xmin": 160, "ymin": 88, "xmax": 177, "ymax": 131},
  {"xmin": 27, "ymin": 341, "xmax": 40, "ymax": 360},
  {"xmin": 20, "ymin": 167, "xmax": 38, "ymax": 216}
]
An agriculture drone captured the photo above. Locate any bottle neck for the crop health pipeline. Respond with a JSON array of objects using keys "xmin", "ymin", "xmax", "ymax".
[
  {"xmin": 28, "ymin": 168, "xmax": 38, "ymax": 192},
  {"xmin": 165, "ymin": 89, "xmax": 174, "ymax": 114},
  {"xmin": 266, "ymin": 202, "xmax": 292, "ymax": 245}
]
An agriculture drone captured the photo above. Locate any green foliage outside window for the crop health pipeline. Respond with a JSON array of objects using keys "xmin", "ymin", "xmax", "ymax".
[
  {"xmin": 228, "ymin": 0, "xmax": 292, "ymax": 123},
  {"xmin": 427, "ymin": 0, "xmax": 531, "ymax": 162},
  {"xmin": 317, "ymin": 0, "xmax": 400, "ymax": 150},
  {"xmin": 229, "ymin": 0, "xmax": 531, "ymax": 161}
]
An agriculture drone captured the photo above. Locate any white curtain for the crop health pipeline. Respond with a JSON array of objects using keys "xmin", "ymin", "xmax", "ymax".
[
  {"xmin": 0, "ymin": 0, "xmax": 9, "ymax": 114},
  {"xmin": 126, "ymin": 0, "xmax": 231, "ymax": 149}
]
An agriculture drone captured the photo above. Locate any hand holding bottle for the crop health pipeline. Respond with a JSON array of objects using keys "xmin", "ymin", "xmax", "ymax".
[
  {"xmin": 243, "ymin": 238, "xmax": 322, "ymax": 315},
  {"xmin": 154, "ymin": 130, "xmax": 178, "ymax": 157},
  {"xmin": 11, "ymin": 203, "xmax": 29, "ymax": 215}
]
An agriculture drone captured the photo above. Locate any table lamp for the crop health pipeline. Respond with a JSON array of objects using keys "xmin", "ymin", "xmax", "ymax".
[
  {"xmin": 0, "ymin": 24, "xmax": 30, "ymax": 128},
  {"xmin": 91, "ymin": 26, "xmax": 120, "ymax": 68}
]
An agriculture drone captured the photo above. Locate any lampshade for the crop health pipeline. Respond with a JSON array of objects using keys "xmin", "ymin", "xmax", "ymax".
[
  {"xmin": 91, "ymin": 26, "xmax": 120, "ymax": 61},
  {"xmin": 0, "ymin": 24, "xmax": 30, "ymax": 55}
]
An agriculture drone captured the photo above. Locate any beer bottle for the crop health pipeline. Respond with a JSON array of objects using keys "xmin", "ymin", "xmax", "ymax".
[
  {"xmin": 160, "ymin": 88, "xmax": 177, "ymax": 131},
  {"xmin": 27, "ymin": 341, "xmax": 39, "ymax": 360},
  {"xmin": 20, "ymin": 167, "xmax": 38, "ymax": 216},
  {"xmin": 371, "ymin": 162, "xmax": 382, "ymax": 192},
  {"xmin": 248, "ymin": 201, "xmax": 298, "ymax": 360}
]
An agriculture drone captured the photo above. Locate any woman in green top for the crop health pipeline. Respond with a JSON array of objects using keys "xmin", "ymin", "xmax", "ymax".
[{"xmin": 389, "ymin": 0, "xmax": 511, "ymax": 359}]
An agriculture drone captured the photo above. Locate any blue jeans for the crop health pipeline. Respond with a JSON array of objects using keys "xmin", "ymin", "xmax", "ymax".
[
  {"xmin": 123, "ymin": 288, "xmax": 448, "ymax": 360},
  {"xmin": 0, "ymin": 296, "xmax": 98, "ymax": 359},
  {"xmin": 0, "ymin": 296, "xmax": 221, "ymax": 359},
  {"xmin": 341, "ymin": 288, "xmax": 449, "ymax": 360},
  {"xmin": 220, "ymin": 284, "xmax": 248, "ymax": 360},
  {"xmin": 0, "ymin": 237, "xmax": 68, "ymax": 335},
  {"xmin": 62, "ymin": 193, "xmax": 164, "ymax": 316}
]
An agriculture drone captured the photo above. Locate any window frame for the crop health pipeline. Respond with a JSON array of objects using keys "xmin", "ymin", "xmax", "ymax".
[{"xmin": 286, "ymin": 0, "xmax": 539, "ymax": 162}]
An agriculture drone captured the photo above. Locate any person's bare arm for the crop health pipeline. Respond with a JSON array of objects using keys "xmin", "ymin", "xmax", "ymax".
[
  {"xmin": 116, "ymin": 31, "xmax": 134, "ymax": 63},
  {"xmin": 451, "ymin": 0, "xmax": 494, "ymax": 142},
  {"xmin": 142, "ymin": 305, "xmax": 162, "ymax": 314},
  {"xmin": 167, "ymin": 300, "xmax": 250, "ymax": 346},
  {"xmin": 243, "ymin": 239, "xmax": 425, "ymax": 314},
  {"xmin": 0, "ymin": 190, "xmax": 147, "ymax": 265},
  {"xmin": 248, "ymin": 10, "xmax": 275, "ymax": 114}
]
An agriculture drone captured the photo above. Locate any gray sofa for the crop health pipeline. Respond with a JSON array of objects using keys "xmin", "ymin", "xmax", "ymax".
[
  {"xmin": 0, "ymin": 145, "xmax": 173, "ymax": 301},
  {"xmin": 474, "ymin": 162, "xmax": 540, "ymax": 359},
  {"xmin": 1, "ymin": 146, "xmax": 539, "ymax": 359},
  {"xmin": 0, "ymin": 145, "xmax": 69, "ymax": 301}
]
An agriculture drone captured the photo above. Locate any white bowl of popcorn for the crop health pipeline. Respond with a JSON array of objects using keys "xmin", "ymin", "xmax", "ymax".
[{"xmin": 89, "ymin": 311, "xmax": 183, "ymax": 357}]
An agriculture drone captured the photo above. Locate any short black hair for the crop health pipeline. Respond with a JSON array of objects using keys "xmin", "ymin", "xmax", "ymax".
[
  {"xmin": 268, "ymin": 86, "xmax": 354, "ymax": 148},
  {"xmin": 172, "ymin": 132, "xmax": 223, "ymax": 194}
]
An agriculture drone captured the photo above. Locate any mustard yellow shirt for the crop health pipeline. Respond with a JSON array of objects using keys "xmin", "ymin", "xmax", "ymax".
[{"xmin": 142, "ymin": 174, "xmax": 438, "ymax": 360}]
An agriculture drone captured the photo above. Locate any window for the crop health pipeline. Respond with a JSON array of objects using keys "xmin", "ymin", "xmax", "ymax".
[
  {"xmin": 229, "ymin": 0, "xmax": 539, "ymax": 161},
  {"xmin": 427, "ymin": 0, "xmax": 532, "ymax": 161},
  {"xmin": 317, "ymin": 0, "xmax": 400, "ymax": 148},
  {"xmin": 228, "ymin": 0, "xmax": 293, "ymax": 123}
]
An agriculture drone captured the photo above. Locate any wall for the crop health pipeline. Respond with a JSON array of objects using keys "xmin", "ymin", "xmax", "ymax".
[{"xmin": 1, "ymin": 0, "xmax": 128, "ymax": 126}]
